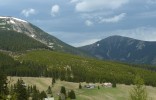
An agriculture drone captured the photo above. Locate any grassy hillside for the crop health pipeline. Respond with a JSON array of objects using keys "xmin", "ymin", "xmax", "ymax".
[
  {"xmin": 9, "ymin": 77, "xmax": 156, "ymax": 100},
  {"xmin": 18, "ymin": 50, "xmax": 156, "ymax": 86},
  {"xmin": 0, "ymin": 30, "xmax": 49, "ymax": 52}
]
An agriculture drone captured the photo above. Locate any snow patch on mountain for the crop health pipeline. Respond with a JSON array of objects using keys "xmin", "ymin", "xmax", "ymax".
[
  {"xmin": 10, "ymin": 20, "xmax": 16, "ymax": 24},
  {"xmin": 12, "ymin": 17, "xmax": 28, "ymax": 23},
  {"xmin": 0, "ymin": 16, "xmax": 27, "ymax": 23},
  {"xmin": 97, "ymin": 43, "xmax": 100, "ymax": 47},
  {"xmin": 136, "ymin": 42, "xmax": 145, "ymax": 50}
]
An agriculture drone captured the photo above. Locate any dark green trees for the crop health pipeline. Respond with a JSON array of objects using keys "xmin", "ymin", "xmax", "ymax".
[
  {"xmin": 52, "ymin": 77, "xmax": 56, "ymax": 86},
  {"xmin": 68, "ymin": 90, "xmax": 76, "ymax": 99},
  {"xmin": 47, "ymin": 86, "xmax": 53, "ymax": 97},
  {"xmin": 0, "ymin": 71, "xmax": 8, "ymax": 99},
  {"xmin": 60, "ymin": 86, "xmax": 66, "ymax": 96},
  {"xmin": 59, "ymin": 86, "xmax": 66, "ymax": 100},
  {"xmin": 40, "ymin": 91, "xmax": 47, "ymax": 99},
  {"xmin": 15, "ymin": 79, "xmax": 28, "ymax": 100},
  {"xmin": 79, "ymin": 83, "xmax": 82, "ymax": 89},
  {"xmin": 112, "ymin": 81, "xmax": 117, "ymax": 88},
  {"xmin": 0, "ymin": 30, "xmax": 48, "ymax": 52}
]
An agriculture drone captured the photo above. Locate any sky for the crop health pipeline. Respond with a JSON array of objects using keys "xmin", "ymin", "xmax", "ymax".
[{"xmin": 0, "ymin": 0, "xmax": 156, "ymax": 47}]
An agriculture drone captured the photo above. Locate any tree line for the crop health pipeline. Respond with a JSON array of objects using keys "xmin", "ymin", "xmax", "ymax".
[{"xmin": 1, "ymin": 50, "xmax": 156, "ymax": 87}]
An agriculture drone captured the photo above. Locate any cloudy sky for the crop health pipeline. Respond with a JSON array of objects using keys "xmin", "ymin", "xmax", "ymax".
[{"xmin": 1, "ymin": 0, "xmax": 156, "ymax": 47}]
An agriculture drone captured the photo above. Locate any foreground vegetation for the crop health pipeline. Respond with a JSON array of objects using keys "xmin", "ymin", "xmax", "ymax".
[
  {"xmin": 7, "ymin": 77, "xmax": 156, "ymax": 100},
  {"xmin": 1, "ymin": 50, "xmax": 156, "ymax": 99}
]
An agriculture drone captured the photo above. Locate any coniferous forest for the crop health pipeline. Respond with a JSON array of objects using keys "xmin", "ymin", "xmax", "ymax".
[
  {"xmin": 0, "ymin": 30, "xmax": 49, "ymax": 52},
  {"xmin": 1, "ymin": 50, "xmax": 156, "ymax": 87}
]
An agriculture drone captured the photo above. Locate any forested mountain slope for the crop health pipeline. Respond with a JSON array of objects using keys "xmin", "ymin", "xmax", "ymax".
[
  {"xmin": 0, "ymin": 16, "xmax": 90, "ymax": 56},
  {"xmin": 80, "ymin": 35, "xmax": 156, "ymax": 65}
]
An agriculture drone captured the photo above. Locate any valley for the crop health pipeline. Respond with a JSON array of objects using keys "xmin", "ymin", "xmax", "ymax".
[
  {"xmin": 0, "ymin": 16, "xmax": 156, "ymax": 100},
  {"xmin": 8, "ymin": 77, "xmax": 156, "ymax": 100}
]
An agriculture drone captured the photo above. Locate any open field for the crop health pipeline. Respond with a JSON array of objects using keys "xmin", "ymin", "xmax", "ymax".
[{"xmin": 8, "ymin": 77, "xmax": 156, "ymax": 100}]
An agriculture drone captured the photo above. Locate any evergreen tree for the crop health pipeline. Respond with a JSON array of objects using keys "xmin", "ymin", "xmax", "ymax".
[
  {"xmin": 0, "ymin": 71, "xmax": 8, "ymax": 99},
  {"xmin": 129, "ymin": 76, "xmax": 148, "ymax": 100},
  {"xmin": 40, "ymin": 91, "xmax": 47, "ymax": 100},
  {"xmin": 112, "ymin": 82, "xmax": 117, "ymax": 88},
  {"xmin": 98, "ymin": 85, "xmax": 100, "ymax": 89},
  {"xmin": 32, "ymin": 85, "xmax": 40, "ymax": 100},
  {"xmin": 47, "ymin": 86, "xmax": 52, "ymax": 95},
  {"xmin": 52, "ymin": 77, "xmax": 56, "ymax": 86},
  {"xmin": 79, "ymin": 83, "xmax": 82, "ymax": 89},
  {"xmin": 60, "ymin": 86, "xmax": 66, "ymax": 94},
  {"xmin": 69, "ymin": 90, "xmax": 76, "ymax": 99},
  {"xmin": 15, "ymin": 79, "xmax": 28, "ymax": 100},
  {"xmin": 60, "ymin": 86, "xmax": 66, "ymax": 97}
]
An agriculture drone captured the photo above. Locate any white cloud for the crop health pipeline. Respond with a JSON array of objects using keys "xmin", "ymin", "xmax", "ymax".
[
  {"xmin": 51, "ymin": 5, "xmax": 60, "ymax": 17},
  {"xmin": 75, "ymin": 0, "xmax": 129, "ymax": 12},
  {"xmin": 99, "ymin": 13, "xmax": 126, "ymax": 23},
  {"xmin": 73, "ymin": 39, "xmax": 100, "ymax": 47},
  {"xmin": 85, "ymin": 20, "xmax": 93, "ymax": 26},
  {"xmin": 21, "ymin": 8, "xmax": 36, "ymax": 17}
]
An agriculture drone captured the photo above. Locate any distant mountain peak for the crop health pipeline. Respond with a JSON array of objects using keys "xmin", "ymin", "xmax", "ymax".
[
  {"xmin": 0, "ymin": 16, "xmax": 90, "ymax": 56},
  {"xmin": 0, "ymin": 16, "xmax": 28, "ymax": 23},
  {"xmin": 80, "ymin": 35, "xmax": 156, "ymax": 65},
  {"xmin": 103, "ymin": 35, "xmax": 133, "ymax": 41}
]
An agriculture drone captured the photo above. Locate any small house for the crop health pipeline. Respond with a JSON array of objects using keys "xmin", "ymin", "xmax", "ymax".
[
  {"xmin": 84, "ymin": 83, "xmax": 96, "ymax": 89},
  {"xmin": 102, "ymin": 82, "xmax": 112, "ymax": 87},
  {"xmin": 44, "ymin": 97, "xmax": 54, "ymax": 100}
]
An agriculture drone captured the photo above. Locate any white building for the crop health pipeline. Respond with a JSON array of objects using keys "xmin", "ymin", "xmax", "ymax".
[{"xmin": 44, "ymin": 97, "xmax": 54, "ymax": 100}]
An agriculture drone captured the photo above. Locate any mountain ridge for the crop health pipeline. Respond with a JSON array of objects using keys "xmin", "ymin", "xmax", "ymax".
[
  {"xmin": 79, "ymin": 35, "xmax": 156, "ymax": 65},
  {"xmin": 0, "ymin": 16, "xmax": 90, "ymax": 56}
]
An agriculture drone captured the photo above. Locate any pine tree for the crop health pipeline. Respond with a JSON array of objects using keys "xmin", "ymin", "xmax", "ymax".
[
  {"xmin": 32, "ymin": 85, "xmax": 40, "ymax": 100},
  {"xmin": 47, "ymin": 86, "xmax": 52, "ymax": 95},
  {"xmin": 112, "ymin": 82, "xmax": 116, "ymax": 88},
  {"xmin": 0, "ymin": 71, "xmax": 8, "ymax": 99},
  {"xmin": 98, "ymin": 85, "xmax": 100, "ymax": 89},
  {"xmin": 15, "ymin": 79, "xmax": 28, "ymax": 100},
  {"xmin": 40, "ymin": 91, "xmax": 47, "ymax": 100},
  {"xmin": 52, "ymin": 77, "xmax": 56, "ymax": 86},
  {"xmin": 79, "ymin": 83, "xmax": 82, "ymax": 89},
  {"xmin": 69, "ymin": 90, "xmax": 76, "ymax": 99},
  {"xmin": 60, "ymin": 86, "xmax": 66, "ymax": 97},
  {"xmin": 129, "ymin": 75, "xmax": 148, "ymax": 100},
  {"xmin": 60, "ymin": 86, "xmax": 66, "ymax": 94}
]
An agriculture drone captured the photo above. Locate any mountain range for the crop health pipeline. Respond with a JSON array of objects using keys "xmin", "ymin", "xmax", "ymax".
[
  {"xmin": 1, "ymin": 16, "xmax": 156, "ymax": 65},
  {"xmin": 80, "ymin": 35, "xmax": 156, "ymax": 65},
  {"xmin": 0, "ymin": 16, "xmax": 89, "ymax": 56},
  {"xmin": 1, "ymin": 16, "xmax": 156, "ymax": 86}
]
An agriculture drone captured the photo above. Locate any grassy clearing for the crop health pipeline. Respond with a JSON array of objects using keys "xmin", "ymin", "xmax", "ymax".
[{"xmin": 8, "ymin": 77, "xmax": 156, "ymax": 100}]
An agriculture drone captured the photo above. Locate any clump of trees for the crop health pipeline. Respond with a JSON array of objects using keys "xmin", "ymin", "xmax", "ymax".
[
  {"xmin": 58, "ymin": 86, "xmax": 76, "ymax": 100},
  {"xmin": 68, "ymin": 90, "xmax": 76, "ymax": 99},
  {"xmin": 0, "ymin": 71, "xmax": 8, "ymax": 99},
  {"xmin": 0, "ymin": 74, "xmax": 49, "ymax": 100}
]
